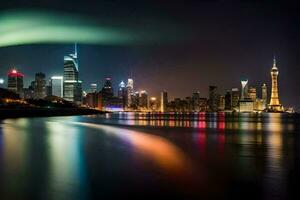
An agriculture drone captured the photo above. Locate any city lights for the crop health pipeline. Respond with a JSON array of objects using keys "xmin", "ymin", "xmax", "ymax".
[
  {"xmin": 0, "ymin": 2, "xmax": 299, "ymax": 200},
  {"xmin": 0, "ymin": 53, "xmax": 290, "ymax": 113}
]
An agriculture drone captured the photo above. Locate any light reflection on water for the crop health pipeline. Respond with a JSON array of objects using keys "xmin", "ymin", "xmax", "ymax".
[
  {"xmin": 46, "ymin": 121, "xmax": 88, "ymax": 200},
  {"xmin": 68, "ymin": 122, "xmax": 195, "ymax": 178},
  {"xmin": 99, "ymin": 112, "xmax": 296, "ymax": 133},
  {"xmin": 0, "ymin": 113, "xmax": 299, "ymax": 199}
]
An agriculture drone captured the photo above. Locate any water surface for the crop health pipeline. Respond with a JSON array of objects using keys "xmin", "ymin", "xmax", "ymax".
[{"xmin": 0, "ymin": 112, "xmax": 299, "ymax": 199}]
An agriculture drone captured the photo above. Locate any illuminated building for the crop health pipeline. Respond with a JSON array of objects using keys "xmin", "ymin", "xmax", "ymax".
[
  {"xmin": 239, "ymin": 99, "xmax": 254, "ymax": 112},
  {"xmin": 225, "ymin": 90, "xmax": 231, "ymax": 110},
  {"xmin": 118, "ymin": 81, "xmax": 127, "ymax": 109},
  {"xmin": 192, "ymin": 91, "xmax": 200, "ymax": 111},
  {"xmin": 208, "ymin": 86, "xmax": 218, "ymax": 112},
  {"xmin": 149, "ymin": 97, "xmax": 158, "ymax": 111},
  {"xmin": 86, "ymin": 92, "xmax": 99, "ymax": 108},
  {"xmin": 139, "ymin": 90, "xmax": 149, "ymax": 110},
  {"xmin": 239, "ymin": 80, "xmax": 253, "ymax": 112},
  {"xmin": 248, "ymin": 86, "xmax": 257, "ymax": 101},
  {"xmin": 118, "ymin": 81, "xmax": 126, "ymax": 97},
  {"xmin": 262, "ymin": 83, "xmax": 267, "ymax": 109},
  {"xmin": 33, "ymin": 72, "xmax": 46, "ymax": 99},
  {"xmin": 100, "ymin": 77, "xmax": 116, "ymax": 109},
  {"xmin": 23, "ymin": 87, "xmax": 34, "ymax": 99},
  {"xmin": 97, "ymin": 91, "xmax": 123, "ymax": 111},
  {"xmin": 269, "ymin": 57, "xmax": 283, "ymax": 111},
  {"xmin": 63, "ymin": 44, "xmax": 82, "ymax": 104},
  {"xmin": 255, "ymin": 99, "xmax": 265, "ymax": 111},
  {"xmin": 241, "ymin": 79, "xmax": 248, "ymax": 100},
  {"xmin": 185, "ymin": 96, "xmax": 193, "ymax": 111},
  {"xmin": 231, "ymin": 88, "xmax": 239, "ymax": 111},
  {"xmin": 160, "ymin": 91, "xmax": 168, "ymax": 112},
  {"xmin": 7, "ymin": 69, "xmax": 24, "ymax": 98},
  {"xmin": 199, "ymin": 98, "xmax": 208, "ymax": 111},
  {"xmin": 126, "ymin": 78, "xmax": 134, "ymax": 107},
  {"xmin": 50, "ymin": 76, "xmax": 63, "ymax": 98},
  {"xmin": 170, "ymin": 98, "xmax": 189, "ymax": 112},
  {"xmin": 118, "ymin": 81, "xmax": 126, "ymax": 98},
  {"xmin": 218, "ymin": 95, "xmax": 225, "ymax": 111},
  {"xmin": 90, "ymin": 83, "xmax": 97, "ymax": 93},
  {"xmin": 130, "ymin": 91, "xmax": 139, "ymax": 110},
  {"xmin": 24, "ymin": 81, "xmax": 35, "ymax": 99},
  {"xmin": 102, "ymin": 77, "xmax": 114, "ymax": 97}
]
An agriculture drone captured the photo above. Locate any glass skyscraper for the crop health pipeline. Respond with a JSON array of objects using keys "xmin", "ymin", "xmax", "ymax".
[
  {"xmin": 51, "ymin": 76, "xmax": 63, "ymax": 98},
  {"xmin": 160, "ymin": 91, "xmax": 168, "ymax": 112},
  {"xmin": 63, "ymin": 44, "xmax": 82, "ymax": 104},
  {"xmin": 7, "ymin": 69, "xmax": 24, "ymax": 98},
  {"xmin": 33, "ymin": 72, "xmax": 46, "ymax": 99},
  {"xmin": 126, "ymin": 78, "xmax": 134, "ymax": 108},
  {"xmin": 208, "ymin": 86, "xmax": 218, "ymax": 112}
]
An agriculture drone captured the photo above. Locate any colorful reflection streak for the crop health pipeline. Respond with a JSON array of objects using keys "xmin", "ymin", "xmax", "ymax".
[
  {"xmin": 0, "ymin": 118, "xmax": 88, "ymax": 199},
  {"xmin": 0, "ymin": 113, "xmax": 299, "ymax": 199},
  {"xmin": 0, "ymin": 119, "xmax": 31, "ymax": 199},
  {"xmin": 69, "ymin": 121, "xmax": 194, "ymax": 177},
  {"xmin": 46, "ymin": 121, "xmax": 88, "ymax": 200},
  {"xmin": 263, "ymin": 114, "xmax": 286, "ymax": 199},
  {"xmin": 101, "ymin": 112, "xmax": 295, "ymax": 132}
]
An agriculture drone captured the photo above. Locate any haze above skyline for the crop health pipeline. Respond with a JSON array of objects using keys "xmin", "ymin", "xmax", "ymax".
[{"xmin": 0, "ymin": 0, "xmax": 299, "ymax": 108}]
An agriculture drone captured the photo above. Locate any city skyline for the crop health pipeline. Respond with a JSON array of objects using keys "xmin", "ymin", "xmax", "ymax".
[
  {"xmin": 0, "ymin": 52, "xmax": 291, "ymax": 113},
  {"xmin": 0, "ymin": 1, "xmax": 299, "ymax": 109},
  {"xmin": 0, "ymin": 50, "xmax": 294, "ymax": 110},
  {"xmin": 1, "ymin": 2, "xmax": 300, "ymax": 200}
]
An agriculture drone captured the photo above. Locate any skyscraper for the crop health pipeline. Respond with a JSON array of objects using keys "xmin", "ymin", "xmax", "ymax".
[
  {"xmin": 192, "ymin": 91, "xmax": 200, "ymax": 111},
  {"xmin": 7, "ymin": 69, "xmax": 24, "ymax": 98},
  {"xmin": 90, "ymin": 83, "xmax": 97, "ymax": 93},
  {"xmin": 231, "ymin": 88, "xmax": 239, "ymax": 111},
  {"xmin": 102, "ymin": 77, "xmax": 114, "ymax": 98},
  {"xmin": 248, "ymin": 86, "xmax": 257, "ymax": 101},
  {"xmin": 118, "ymin": 81, "xmax": 127, "ymax": 108},
  {"xmin": 218, "ymin": 95, "xmax": 225, "ymax": 111},
  {"xmin": 50, "ymin": 76, "xmax": 63, "ymax": 98},
  {"xmin": 209, "ymin": 86, "xmax": 218, "ymax": 112},
  {"xmin": 118, "ymin": 81, "xmax": 126, "ymax": 97},
  {"xmin": 149, "ymin": 97, "xmax": 158, "ymax": 111},
  {"xmin": 126, "ymin": 78, "xmax": 134, "ymax": 107},
  {"xmin": 34, "ymin": 72, "xmax": 46, "ymax": 99},
  {"xmin": 160, "ymin": 91, "xmax": 168, "ymax": 112},
  {"xmin": 225, "ymin": 90, "xmax": 232, "ymax": 110},
  {"xmin": 86, "ymin": 92, "xmax": 99, "ymax": 108},
  {"xmin": 241, "ymin": 79, "xmax": 248, "ymax": 100},
  {"xmin": 63, "ymin": 44, "xmax": 82, "ymax": 104},
  {"xmin": 139, "ymin": 90, "xmax": 149, "ymax": 110},
  {"xmin": 269, "ymin": 57, "xmax": 283, "ymax": 111},
  {"xmin": 239, "ymin": 80, "xmax": 254, "ymax": 112}
]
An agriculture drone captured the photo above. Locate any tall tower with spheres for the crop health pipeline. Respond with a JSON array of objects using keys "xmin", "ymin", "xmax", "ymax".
[{"xmin": 268, "ymin": 56, "xmax": 283, "ymax": 112}]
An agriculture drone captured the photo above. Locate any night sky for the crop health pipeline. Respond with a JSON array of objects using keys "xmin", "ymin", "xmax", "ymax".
[{"xmin": 0, "ymin": 1, "xmax": 299, "ymax": 109}]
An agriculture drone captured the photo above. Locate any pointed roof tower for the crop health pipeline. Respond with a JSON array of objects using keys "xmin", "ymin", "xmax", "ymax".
[{"xmin": 272, "ymin": 55, "xmax": 277, "ymax": 69}]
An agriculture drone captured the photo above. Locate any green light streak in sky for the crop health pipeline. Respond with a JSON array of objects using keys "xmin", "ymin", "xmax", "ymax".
[{"xmin": 0, "ymin": 10, "xmax": 150, "ymax": 47}]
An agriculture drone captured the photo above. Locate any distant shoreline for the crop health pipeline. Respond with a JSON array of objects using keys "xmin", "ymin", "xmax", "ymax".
[
  {"xmin": 0, "ymin": 107, "xmax": 106, "ymax": 119},
  {"xmin": 0, "ymin": 109, "xmax": 298, "ymax": 120}
]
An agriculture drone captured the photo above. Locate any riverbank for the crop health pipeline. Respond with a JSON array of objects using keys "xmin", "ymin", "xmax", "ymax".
[{"xmin": 0, "ymin": 107, "xmax": 105, "ymax": 119}]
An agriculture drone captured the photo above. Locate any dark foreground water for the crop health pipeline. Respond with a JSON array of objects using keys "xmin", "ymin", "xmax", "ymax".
[{"xmin": 0, "ymin": 112, "xmax": 300, "ymax": 200}]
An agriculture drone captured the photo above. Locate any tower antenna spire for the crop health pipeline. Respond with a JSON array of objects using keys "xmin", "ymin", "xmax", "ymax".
[
  {"xmin": 273, "ymin": 54, "xmax": 277, "ymax": 69},
  {"xmin": 74, "ymin": 43, "xmax": 78, "ymax": 58}
]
